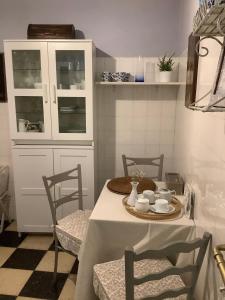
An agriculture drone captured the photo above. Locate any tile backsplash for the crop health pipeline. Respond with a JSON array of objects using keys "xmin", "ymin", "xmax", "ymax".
[{"xmin": 96, "ymin": 57, "xmax": 179, "ymax": 193}]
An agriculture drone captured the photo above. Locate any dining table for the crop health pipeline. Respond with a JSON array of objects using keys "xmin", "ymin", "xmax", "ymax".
[{"xmin": 74, "ymin": 180, "xmax": 196, "ymax": 300}]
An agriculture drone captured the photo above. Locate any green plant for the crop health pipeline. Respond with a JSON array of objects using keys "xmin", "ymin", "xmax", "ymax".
[{"xmin": 158, "ymin": 53, "xmax": 175, "ymax": 72}]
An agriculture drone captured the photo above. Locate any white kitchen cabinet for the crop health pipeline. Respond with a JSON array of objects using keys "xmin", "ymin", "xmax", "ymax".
[
  {"xmin": 4, "ymin": 40, "xmax": 96, "ymax": 232},
  {"xmin": 4, "ymin": 40, "xmax": 94, "ymax": 141},
  {"xmin": 12, "ymin": 146, "xmax": 94, "ymax": 233},
  {"xmin": 12, "ymin": 148, "xmax": 54, "ymax": 232}
]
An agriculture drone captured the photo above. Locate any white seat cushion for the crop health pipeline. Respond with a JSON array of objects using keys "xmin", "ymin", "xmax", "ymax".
[
  {"xmin": 93, "ymin": 257, "xmax": 186, "ymax": 300},
  {"xmin": 56, "ymin": 209, "xmax": 92, "ymax": 255}
]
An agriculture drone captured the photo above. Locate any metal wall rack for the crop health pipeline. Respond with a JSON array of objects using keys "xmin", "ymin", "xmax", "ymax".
[{"xmin": 190, "ymin": 0, "xmax": 225, "ymax": 112}]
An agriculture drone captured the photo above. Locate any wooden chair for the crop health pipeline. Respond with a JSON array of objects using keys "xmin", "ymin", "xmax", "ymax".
[
  {"xmin": 42, "ymin": 164, "xmax": 92, "ymax": 284},
  {"xmin": 93, "ymin": 232, "xmax": 211, "ymax": 300},
  {"xmin": 0, "ymin": 165, "xmax": 10, "ymax": 234},
  {"xmin": 122, "ymin": 154, "xmax": 164, "ymax": 181}
]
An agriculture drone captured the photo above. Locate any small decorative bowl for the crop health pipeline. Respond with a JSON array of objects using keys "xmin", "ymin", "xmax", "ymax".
[
  {"xmin": 101, "ymin": 72, "xmax": 112, "ymax": 82},
  {"xmin": 111, "ymin": 72, "xmax": 130, "ymax": 82}
]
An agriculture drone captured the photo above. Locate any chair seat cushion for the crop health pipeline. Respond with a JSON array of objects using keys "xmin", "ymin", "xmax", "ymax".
[
  {"xmin": 93, "ymin": 257, "xmax": 186, "ymax": 300},
  {"xmin": 56, "ymin": 209, "xmax": 92, "ymax": 255}
]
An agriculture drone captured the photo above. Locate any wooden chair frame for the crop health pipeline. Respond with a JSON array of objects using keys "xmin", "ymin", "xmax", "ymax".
[
  {"xmin": 0, "ymin": 165, "xmax": 10, "ymax": 234},
  {"xmin": 122, "ymin": 154, "xmax": 164, "ymax": 181},
  {"xmin": 42, "ymin": 164, "xmax": 83, "ymax": 285},
  {"xmin": 125, "ymin": 232, "xmax": 211, "ymax": 300}
]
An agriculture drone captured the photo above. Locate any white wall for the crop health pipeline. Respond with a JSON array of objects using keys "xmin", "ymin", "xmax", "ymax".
[{"xmin": 175, "ymin": 1, "xmax": 225, "ymax": 299}]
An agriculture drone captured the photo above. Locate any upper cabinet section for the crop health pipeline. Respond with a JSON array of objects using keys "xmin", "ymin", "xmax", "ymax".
[
  {"xmin": 4, "ymin": 40, "xmax": 94, "ymax": 141},
  {"xmin": 12, "ymin": 49, "xmax": 42, "ymax": 89},
  {"xmin": 55, "ymin": 50, "xmax": 85, "ymax": 90}
]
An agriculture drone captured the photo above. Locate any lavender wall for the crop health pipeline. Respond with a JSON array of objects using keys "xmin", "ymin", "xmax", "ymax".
[{"xmin": 0, "ymin": 0, "xmax": 181, "ymax": 56}]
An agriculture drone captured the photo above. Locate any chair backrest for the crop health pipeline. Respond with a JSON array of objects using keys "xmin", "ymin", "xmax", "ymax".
[
  {"xmin": 42, "ymin": 164, "xmax": 83, "ymax": 226},
  {"xmin": 122, "ymin": 154, "xmax": 164, "ymax": 181},
  {"xmin": 125, "ymin": 232, "xmax": 211, "ymax": 300}
]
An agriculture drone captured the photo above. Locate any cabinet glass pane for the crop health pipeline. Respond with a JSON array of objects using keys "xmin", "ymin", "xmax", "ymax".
[
  {"xmin": 56, "ymin": 50, "xmax": 85, "ymax": 90},
  {"xmin": 12, "ymin": 50, "xmax": 42, "ymax": 89},
  {"xmin": 15, "ymin": 96, "xmax": 44, "ymax": 133},
  {"xmin": 58, "ymin": 97, "xmax": 86, "ymax": 133}
]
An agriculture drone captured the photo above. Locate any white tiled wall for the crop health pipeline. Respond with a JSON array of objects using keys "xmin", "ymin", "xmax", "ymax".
[{"xmin": 96, "ymin": 57, "xmax": 178, "ymax": 193}]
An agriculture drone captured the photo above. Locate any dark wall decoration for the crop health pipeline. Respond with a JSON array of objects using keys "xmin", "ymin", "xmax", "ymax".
[
  {"xmin": 185, "ymin": 33, "xmax": 200, "ymax": 108},
  {"xmin": 0, "ymin": 53, "xmax": 7, "ymax": 102}
]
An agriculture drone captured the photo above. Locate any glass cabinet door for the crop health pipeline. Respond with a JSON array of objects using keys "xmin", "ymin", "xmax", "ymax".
[
  {"xmin": 48, "ymin": 42, "xmax": 93, "ymax": 140},
  {"xmin": 15, "ymin": 96, "xmax": 45, "ymax": 133},
  {"xmin": 4, "ymin": 42, "xmax": 51, "ymax": 139},
  {"xmin": 58, "ymin": 97, "xmax": 86, "ymax": 133},
  {"xmin": 12, "ymin": 50, "xmax": 42, "ymax": 89},
  {"xmin": 56, "ymin": 50, "xmax": 85, "ymax": 90}
]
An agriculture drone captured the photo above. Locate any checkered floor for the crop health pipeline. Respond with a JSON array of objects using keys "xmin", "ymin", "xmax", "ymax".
[{"xmin": 0, "ymin": 221, "xmax": 78, "ymax": 299}]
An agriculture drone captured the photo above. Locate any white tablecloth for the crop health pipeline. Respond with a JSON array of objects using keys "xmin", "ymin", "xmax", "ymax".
[{"xmin": 74, "ymin": 181, "xmax": 196, "ymax": 300}]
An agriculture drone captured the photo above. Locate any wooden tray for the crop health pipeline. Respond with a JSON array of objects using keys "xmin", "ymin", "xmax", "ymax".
[
  {"xmin": 122, "ymin": 197, "xmax": 183, "ymax": 221},
  {"xmin": 107, "ymin": 177, "xmax": 156, "ymax": 195}
]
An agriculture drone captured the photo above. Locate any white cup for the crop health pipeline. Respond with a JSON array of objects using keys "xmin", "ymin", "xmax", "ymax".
[
  {"xmin": 158, "ymin": 188, "xmax": 175, "ymax": 203},
  {"xmin": 143, "ymin": 190, "xmax": 155, "ymax": 204},
  {"xmin": 135, "ymin": 198, "xmax": 150, "ymax": 212},
  {"xmin": 155, "ymin": 199, "xmax": 169, "ymax": 212}
]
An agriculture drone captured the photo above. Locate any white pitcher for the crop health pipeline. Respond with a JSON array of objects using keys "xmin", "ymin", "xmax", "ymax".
[
  {"xmin": 18, "ymin": 119, "xmax": 28, "ymax": 132},
  {"xmin": 127, "ymin": 181, "xmax": 139, "ymax": 206}
]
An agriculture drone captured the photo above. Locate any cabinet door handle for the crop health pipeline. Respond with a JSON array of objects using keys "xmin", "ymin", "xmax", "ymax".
[
  {"xmin": 53, "ymin": 85, "xmax": 57, "ymax": 104},
  {"xmin": 43, "ymin": 84, "xmax": 48, "ymax": 104}
]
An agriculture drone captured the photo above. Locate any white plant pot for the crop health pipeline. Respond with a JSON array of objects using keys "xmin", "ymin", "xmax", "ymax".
[{"xmin": 159, "ymin": 71, "xmax": 173, "ymax": 83}]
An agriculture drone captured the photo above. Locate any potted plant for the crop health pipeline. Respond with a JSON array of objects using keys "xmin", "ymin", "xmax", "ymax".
[{"xmin": 158, "ymin": 53, "xmax": 175, "ymax": 82}]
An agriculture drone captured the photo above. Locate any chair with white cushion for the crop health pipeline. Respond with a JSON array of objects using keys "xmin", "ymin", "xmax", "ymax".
[
  {"xmin": 42, "ymin": 164, "xmax": 92, "ymax": 284},
  {"xmin": 122, "ymin": 154, "xmax": 164, "ymax": 181},
  {"xmin": 93, "ymin": 232, "xmax": 211, "ymax": 300},
  {"xmin": 0, "ymin": 165, "xmax": 10, "ymax": 234}
]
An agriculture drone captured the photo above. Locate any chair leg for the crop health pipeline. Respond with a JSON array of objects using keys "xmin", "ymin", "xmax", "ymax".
[{"xmin": 52, "ymin": 237, "xmax": 59, "ymax": 287}]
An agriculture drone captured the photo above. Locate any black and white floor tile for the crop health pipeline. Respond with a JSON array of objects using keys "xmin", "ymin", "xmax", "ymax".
[{"xmin": 0, "ymin": 221, "xmax": 77, "ymax": 299}]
